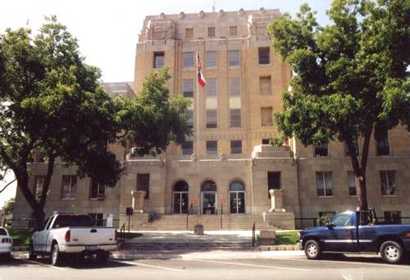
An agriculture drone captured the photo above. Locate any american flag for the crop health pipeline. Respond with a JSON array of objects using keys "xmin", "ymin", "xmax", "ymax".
[{"xmin": 196, "ymin": 52, "xmax": 206, "ymax": 88}]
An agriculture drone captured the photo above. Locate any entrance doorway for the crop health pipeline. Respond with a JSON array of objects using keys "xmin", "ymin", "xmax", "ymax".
[
  {"xmin": 201, "ymin": 180, "xmax": 217, "ymax": 214},
  {"xmin": 173, "ymin": 181, "xmax": 189, "ymax": 214}
]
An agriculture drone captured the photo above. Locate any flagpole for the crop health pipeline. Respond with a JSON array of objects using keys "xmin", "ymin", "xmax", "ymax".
[{"xmin": 195, "ymin": 51, "xmax": 200, "ymax": 159}]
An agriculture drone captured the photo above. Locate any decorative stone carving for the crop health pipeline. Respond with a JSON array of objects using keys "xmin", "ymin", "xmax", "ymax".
[
  {"xmin": 268, "ymin": 189, "xmax": 285, "ymax": 212},
  {"xmin": 179, "ymin": 12, "xmax": 185, "ymax": 19},
  {"xmin": 131, "ymin": 190, "xmax": 146, "ymax": 213},
  {"xmin": 199, "ymin": 10, "xmax": 205, "ymax": 18},
  {"xmin": 238, "ymin": 8, "xmax": 245, "ymax": 16}
]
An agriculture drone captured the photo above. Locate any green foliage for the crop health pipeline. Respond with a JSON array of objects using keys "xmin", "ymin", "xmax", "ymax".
[
  {"xmin": 2, "ymin": 199, "xmax": 14, "ymax": 216},
  {"xmin": 268, "ymin": 0, "xmax": 410, "ymax": 209},
  {"xmin": 6, "ymin": 228, "xmax": 31, "ymax": 247},
  {"xmin": 0, "ymin": 17, "xmax": 190, "ymax": 227},
  {"xmin": 275, "ymin": 231, "xmax": 300, "ymax": 245}
]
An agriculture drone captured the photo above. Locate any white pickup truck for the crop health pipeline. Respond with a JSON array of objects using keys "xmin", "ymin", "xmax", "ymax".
[{"xmin": 29, "ymin": 214, "xmax": 117, "ymax": 266}]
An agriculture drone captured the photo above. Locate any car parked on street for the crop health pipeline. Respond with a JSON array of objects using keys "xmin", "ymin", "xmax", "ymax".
[
  {"xmin": 0, "ymin": 227, "xmax": 12, "ymax": 260},
  {"xmin": 300, "ymin": 210, "xmax": 410, "ymax": 264},
  {"xmin": 29, "ymin": 214, "xmax": 117, "ymax": 266}
]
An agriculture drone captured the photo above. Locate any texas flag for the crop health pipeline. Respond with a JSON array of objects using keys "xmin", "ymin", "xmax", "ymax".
[{"xmin": 196, "ymin": 52, "xmax": 206, "ymax": 88}]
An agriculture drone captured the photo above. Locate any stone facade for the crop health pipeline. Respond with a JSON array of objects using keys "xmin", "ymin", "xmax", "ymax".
[{"xmin": 12, "ymin": 9, "xmax": 410, "ymax": 230}]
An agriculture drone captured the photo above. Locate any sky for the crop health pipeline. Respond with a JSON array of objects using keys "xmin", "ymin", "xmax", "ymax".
[{"xmin": 0, "ymin": 0, "xmax": 332, "ymax": 208}]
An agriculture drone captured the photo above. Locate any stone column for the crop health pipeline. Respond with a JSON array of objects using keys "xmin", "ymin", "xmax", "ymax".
[{"xmin": 268, "ymin": 189, "xmax": 285, "ymax": 212}]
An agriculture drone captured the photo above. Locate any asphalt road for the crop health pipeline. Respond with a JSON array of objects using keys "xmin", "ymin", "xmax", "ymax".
[{"xmin": 1, "ymin": 253, "xmax": 410, "ymax": 280}]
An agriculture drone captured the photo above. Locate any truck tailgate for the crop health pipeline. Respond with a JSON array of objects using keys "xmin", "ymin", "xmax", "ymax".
[{"xmin": 68, "ymin": 227, "xmax": 116, "ymax": 246}]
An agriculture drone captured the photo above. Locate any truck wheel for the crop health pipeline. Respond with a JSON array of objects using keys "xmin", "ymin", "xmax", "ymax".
[
  {"xmin": 28, "ymin": 244, "xmax": 37, "ymax": 260},
  {"xmin": 96, "ymin": 251, "xmax": 109, "ymax": 264},
  {"xmin": 50, "ymin": 243, "xmax": 64, "ymax": 266},
  {"xmin": 380, "ymin": 240, "xmax": 403, "ymax": 264},
  {"xmin": 304, "ymin": 240, "xmax": 321, "ymax": 260}
]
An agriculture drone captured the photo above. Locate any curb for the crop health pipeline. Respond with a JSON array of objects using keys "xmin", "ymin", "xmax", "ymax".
[{"xmin": 256, "ymin": 244, "xmax": 301, "ymax": 251}]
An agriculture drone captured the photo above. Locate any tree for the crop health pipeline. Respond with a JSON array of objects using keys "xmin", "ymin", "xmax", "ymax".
[
  {"xmin": 268, "ymin": 0, "xmax": 410, "ymax": 211},
  {"xmin": 0, "ymin": 17, "xmax": 191, "ymax": 229}
]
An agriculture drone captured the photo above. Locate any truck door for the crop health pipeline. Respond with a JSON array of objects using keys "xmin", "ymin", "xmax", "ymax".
[
  {"xmin": 35, "ymin": 216, "xmax": 53, "ymax": 252},
  {"xmin": 325, "ymin": 212, "xmax": 356, "ymax": 252}
]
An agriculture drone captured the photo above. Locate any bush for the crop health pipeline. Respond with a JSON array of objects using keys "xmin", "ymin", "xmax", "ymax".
[
  {"xmin": 7, "ymin": 228, "xmax": 32, "ymax": 247},
  {"xmin": 275, "ymin": 231, "xmax": 299, "ymax": 245}
]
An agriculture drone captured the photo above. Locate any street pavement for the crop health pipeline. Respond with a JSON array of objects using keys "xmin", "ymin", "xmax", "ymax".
[{"xmin": 1, "ymin": 251, "xmax": 410, "ymax": 280}]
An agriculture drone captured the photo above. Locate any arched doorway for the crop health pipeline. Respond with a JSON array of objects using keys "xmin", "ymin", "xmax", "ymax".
[
  {"xmin": 229, "ymin": 181, "xmax": 245, "ymax": 214},
  {"xmin": 173, "ymin": 180, "xmax": 189, "ymax": 214},
  {"xmin": 201, "ymin": 180, "xmax": 217, "ymax": 215}
]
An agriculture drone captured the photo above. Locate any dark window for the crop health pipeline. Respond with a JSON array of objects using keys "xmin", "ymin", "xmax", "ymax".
[
  {"xmin": 316, "ymin": 171, "xmax": 333, "ymax": 197},
  {"xmin": 183, "ymin": 52, "xmax": 194, "ymax": 68},
  {"xmin": 228, "ymin": 50, "xmax": 240, "ymax": 66},
  {"xmin": 262, "ymin": 138, "xmax": 271, "ymax": 145},
  {"xmin": 61, "ymin": 175, "xmax": 77, "ymax": 199},
  {"xmin": 208, "ymin": 27, "xmax": 215, "ymax": 38},
  {"xmin": 88, "ymin": 213, "xmax": 104, "ymax": 226},
  {"xmin": 258, "ymin": 47, "xmax": 270, "ymax": 64},
  {"xmin": 380, "ymin": 170, "xmax": 396, "ymax": 195},
  {"xmin": 375, "ymin": 128, "xmax": 390, "ymax": 155},
  {"xmin": 267, "ymin": 171, "xmax": 281, "ymax": 191},
  {"xmin": 182, "ymin": 79, "xmax": 194, "ymax": 98},
  {"xmin": 384, "ymin": 211, "xmax": 401, "ymax": 224},
  {"xmin": 52, "ymin": 215, "xmax": 94, "ymax": 228},
  {"xmin": 137, "ymin": 173, "xmax": 150, "ymax": 199},
  {"xmin": 318, "ymin": 211, "xmax": 336, "ymax": 225},
  {"xmin": 230, "ymin": 140, "xmax": 242, "ymax": 154},
  {"xmin": 206, "ymin": 109, "xmax": 217, "ymax": 128},
  {"xmin": 181, "ymin": 141, "xmax": 193, "ymax": 155},
  {"xmin": 153, "ymin": 52, "xmax": 165, "ymax": 68},
  {"xmin": 314, "ymin": 143, "xmax": 328, "ymax": 157},
  {"xmin": 230, "ymin": 181, "xmax": 245, "ymax": 214},
  {"xmin": 230, "ymin": 109, "xmax": 241, "ymax": 128},
  {"xmin": 347, "ymin": 171, "xmax": 357, "ymax": 196},
  {"xmin": 89, "ymin": 179, "xmax": 105, "ymax": 200},
  {"xmin": 206, "ymin": 141, "xmax": 217, "ymax": 155},
  {"xmin": 33, "ymin": 175, "xmax": 45, "ymax": 201},
  {"xmin": 344, "ymin": 138, "xmax": 359, "ymax": 156},
  {"xmin": 229, "ymin": 26, "xmax": 238, "ymax": 36}
]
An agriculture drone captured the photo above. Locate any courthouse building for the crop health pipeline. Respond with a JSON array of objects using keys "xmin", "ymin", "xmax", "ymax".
[{"xmin": 13, "ymin": 8, "xmax": 410, "ymax": 230}]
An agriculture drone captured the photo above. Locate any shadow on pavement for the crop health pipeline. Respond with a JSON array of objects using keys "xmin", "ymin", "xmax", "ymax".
[
  {"xmin": 321, "ymin": 253, "xmax": 410, "ymax": 266},
  {"xmin": 0, "ymin": 256, "xmax": 30, "ymax": 267}
]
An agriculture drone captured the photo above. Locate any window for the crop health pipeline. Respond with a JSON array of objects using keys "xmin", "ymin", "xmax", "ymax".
[
  {"xmin": 182, "ymin": 79, "xmax": 194, "ymax": 98},
  {"xmin": 380, "ymin": 170, "xmax": 396, "ymax": 195},
  {"xmin": 262, "ymin": 138, "xmax": 271, "ymax": 145},
  {"xmin": 33, "ymin": 175, "xmax": 45, "ymax": 201},
  {"xmin": 318, "ymin": 211, "xmax": 336, "ymax": 225},
  {"xmin": 186, "ymin": 110, "xmax": 193, "ymax": 128},
  {"xmin": 230, "ymin": 109, "xmax": 241, "ymax": 128},
  {"xmin": 384, "ymin": 211, "xmax": 401, "ymax": 224},
  {"xmin": 230, "ymin": 140, "xmax": 242, "ymax": 154},
  {"xmin": 347, "ymin": 171, "xmax": 357, "ymax": 196},
  {"xmin": 206, "ymin": 78, "xmax": 217, "ymax": 96},
  {"xmin": 61, "ymin": 175, "xmax": 77, "ymax": 200},
  {"xmin": 229, "ymin": 77, "xmax": 240, "ymax": 96},
  {"xmin": 181, "ymin": 141, "xmax": 193, "ymax": 155},
  {"xmin": 153, "ymin": 52, "xmax": 164, "ymax": 68},
  {"xmin": 137, "ymin": 173, "xmax": 150, "ymax": 199},
  {"xmin": 258, "ymin": 47, "xmax": 270, "ymax": 64},
  {"xmin": 375, "ymin": 128, "xmax": 390, "ymax": 156},
  {"xmin": 229, "ymin": 26, "xmax": 238, "ymax": 36},
  {"xmin": 206, "ymin": 141, "xmax": 217, "ymax": 155},
  {"xmin": 316, "ymin": 172, "xmax": 333, "ymax": 197},
  {"xmin": 89, "ymin": 179, "xmax": 105, "ymax": 200},
  {"xmin": 185, "ymin": 28, "xmax": 193, "ymax": 39},
  {"xmin": 208, "ymin": 27, "xmax": 215, "ymax": 38},
  {"xmin": 259, "ymin": 76, "xmax": 272, "ymax": 95},
  {"xmin": 331, "ymin": 212, "xmax": 353, "ymax": 226},
  {"xmin": 261, "ymin": 107, "xmax": 273, "ymax": 127},
  {"xmin": 88, "ymin": 213, "xmax": 104, "ymax": 226},
  {"xmin": 267, "ymin": 171, "xmax": 281, "ymax": 191},
  {"xmin": 344, "ymin": 138, "xmax": 359, "ymax": 156},
  {"xmin": 206, "ymin": 51, "xmax": 217, "ymax": 68},
  {"xmin": 314, "ymin": 143, "xmax": 328, "ymax": 157},
  {"xmin": 183, "ymin": 52, "xmax": 194, "ymax": 68},
  {"xmin": 206, "ymin": 109, "xmax": 217, "ymax": 128},
  {"xmin": 228, "ymin": 50, "xmax": 240, "ymax": 66},
  {"xmin": 230, "ymin": 181, "xmax": 245, "ymax": 214},
  {"xmin": 173, "ymin": 181, "xmax": 189, "ymax": 214}
]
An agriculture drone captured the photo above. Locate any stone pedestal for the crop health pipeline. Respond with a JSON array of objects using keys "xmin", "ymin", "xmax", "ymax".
[
  {"xmin": 262, "ymin": 211, "xmax": 295, "ymax": 230},
  {"xmin": 131, "ymin": 190, "xmax": 146, "ymax": 213}
]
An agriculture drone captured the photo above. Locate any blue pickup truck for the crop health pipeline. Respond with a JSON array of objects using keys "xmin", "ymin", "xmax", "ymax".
[{"xmin": 300, "ymin": 210, "xmax": 410, "ymax": 264}]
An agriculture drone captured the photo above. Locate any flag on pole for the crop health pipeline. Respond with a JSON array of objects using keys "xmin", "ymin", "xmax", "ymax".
[{"xmin": 196, "ymin": 52, "xmax": 206, "ymax": 87}]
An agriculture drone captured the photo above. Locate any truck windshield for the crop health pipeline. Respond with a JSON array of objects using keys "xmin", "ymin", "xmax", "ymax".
[
  {"xmin": 52, "ymin": 215, "xmax": 94, "ymax": 228},
  {"xmin": 331, "ymin": 213, "xmax": 353, "ymax": 226},
  {"xmin": 0, "ymin": 228, "xmax": 7, "ymax": 235}
]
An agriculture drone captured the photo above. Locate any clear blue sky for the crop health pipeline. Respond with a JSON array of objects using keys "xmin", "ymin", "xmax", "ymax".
[{"xmin": 0, "ymin": 0, "xmax": 333, "ymax": 207}]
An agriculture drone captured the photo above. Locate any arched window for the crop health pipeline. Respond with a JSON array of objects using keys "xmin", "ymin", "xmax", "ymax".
[
  {"xmin": 230, "ymin": 181, "xmax": 245, "ymax": 214},
  {"xmin": 201, "ymin": 180, "xmax": 217, "ymax": 214},
  {"xmin": 173, "ymin": 180, "xmax": 189, "ymax": 214}
]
